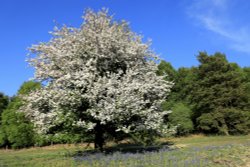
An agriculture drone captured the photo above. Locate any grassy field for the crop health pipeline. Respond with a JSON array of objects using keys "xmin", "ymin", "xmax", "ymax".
[{"xmin": 0, "ymin": 135, "xmax": 249, "ymax": 167}]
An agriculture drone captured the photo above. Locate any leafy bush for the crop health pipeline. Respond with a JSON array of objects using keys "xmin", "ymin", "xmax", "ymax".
[
  {"xmin": 34, "ymin": 133, "xmax": 82, "ymax": 146},
  {"xmin": 224, "ymin": 108, "xmax": 250, "ymax": 135},
  {"xmin": 197, "ymin": 111, "xmax": 225, "ymax": 134},
  {"xmin": 34, "ymin": 134, "xmax": 51, "ymax": 147},
  {"xmin": 52, "ymin": 133, "xmax": 83, "ymax": 144},
  {"xmin": 0, "ymin": 81, "xmax": 41, "ymax": 149},
  {"xmin": 168, "ymin": 103, "xmax": 194, "ymax": 136},
  {"xmin": 0, "ymin": 128, "xmax": 7, "ymax": 147},
  {"xmin": 0, "ymin": 97, "xmax": 35, "ymax": 148},
  {"xmin": 130, "ymin": 130, "xmax": 160, "ymax": 146},
  {"xmin": 197, "ymin": 108, "xmax": 250, "ymax": 135}
]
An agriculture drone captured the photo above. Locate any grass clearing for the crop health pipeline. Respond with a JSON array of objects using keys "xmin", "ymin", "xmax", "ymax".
[{"xmin": 0, "ymin": 135, "xmax": 249, "ymax": 167}]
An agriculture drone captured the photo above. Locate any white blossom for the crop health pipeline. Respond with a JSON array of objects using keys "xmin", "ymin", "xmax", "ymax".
[{"xmin": 22, "ymin": 9, "xmax": 173, "ymax": 135}]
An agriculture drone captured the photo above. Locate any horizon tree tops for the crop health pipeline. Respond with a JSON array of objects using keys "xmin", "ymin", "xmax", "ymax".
[{"xmin": 21, "ymin": 9, "xmax": 174, "ymax": 145}]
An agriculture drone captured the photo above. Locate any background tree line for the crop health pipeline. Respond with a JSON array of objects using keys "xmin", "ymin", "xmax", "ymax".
[
  {"xmin": 158, "ymin": 52, "xmax": 250, "ymax": 136},
  {"xmin": 0, "ymin": 52, "xmax": 249, "ymax": 149}
]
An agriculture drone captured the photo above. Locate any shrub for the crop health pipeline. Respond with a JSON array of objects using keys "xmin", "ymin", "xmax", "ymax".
[
  {"xmin": 0, "ymin": 81, "xmax": 41, "ymax": 149},
  {"xmin": 0, "ymin": 98, "xmax": 35, "ymax": 148},
  {"xmin": 197, "ymin": 108, "xmax": 250, "ymax": 135},
  {"xmin": 168, "ymin": 103, "xmax": 194, "ymax": 136},
  {"xmin": 224, "ymin": 108, "xmax": 250, "ymax": 135}
]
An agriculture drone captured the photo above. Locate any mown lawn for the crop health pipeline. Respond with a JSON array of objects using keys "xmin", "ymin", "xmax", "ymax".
[{"xmin": 0, "ymin": 135, "xmax": 249, "ymax": 167}]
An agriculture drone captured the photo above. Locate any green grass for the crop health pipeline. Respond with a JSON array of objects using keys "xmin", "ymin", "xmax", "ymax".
[{"xmin": 0, "ymin": 135, "xmax": 249, "ymax": 167}]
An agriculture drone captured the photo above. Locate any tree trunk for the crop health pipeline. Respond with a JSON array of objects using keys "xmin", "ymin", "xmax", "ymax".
[
  {"xmin": 94, "ymin": 121, "xmax": 104, "ymax": 151},
  {"xmin": 219, "ymin": 122, "xmax": 229, "ymax": 136}
]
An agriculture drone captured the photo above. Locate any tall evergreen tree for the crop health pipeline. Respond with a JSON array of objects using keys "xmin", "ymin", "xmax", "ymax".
[{"xmin": 192, "ymin": 52, "xmax": 249, "ymax": 135}]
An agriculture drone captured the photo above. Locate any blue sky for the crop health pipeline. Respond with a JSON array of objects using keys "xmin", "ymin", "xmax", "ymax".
[{"xmin": 0, "ymin": 0, "xmax": 250, "ymax": 96}]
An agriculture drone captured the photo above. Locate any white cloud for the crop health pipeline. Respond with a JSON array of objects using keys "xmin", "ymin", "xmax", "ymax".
[{"xmin": 187, "ymin": 0, "xmax": 250, "ymax": 54}]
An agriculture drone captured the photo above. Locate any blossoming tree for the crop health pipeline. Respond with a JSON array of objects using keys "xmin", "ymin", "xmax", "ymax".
[{"xmin": 22, "ymin": 9, "xmax": 173, "ymax": 150}]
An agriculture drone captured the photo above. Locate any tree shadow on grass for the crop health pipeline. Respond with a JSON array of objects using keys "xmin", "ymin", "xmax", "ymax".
[{"xmin": 73, "ymin": 141, "xmax": 175, "ymax": 158}]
